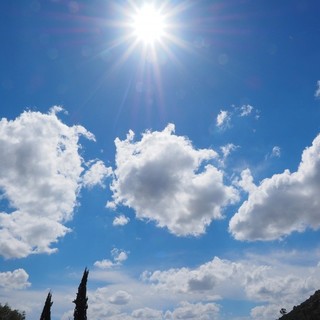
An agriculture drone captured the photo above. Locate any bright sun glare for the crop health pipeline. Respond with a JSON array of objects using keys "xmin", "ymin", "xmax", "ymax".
[{"xmin": 132, "ymin": 4, "xmax": 166, "ymax": 45}]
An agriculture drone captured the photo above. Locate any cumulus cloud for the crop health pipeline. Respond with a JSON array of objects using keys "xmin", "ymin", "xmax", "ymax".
[
  {"xmin": 315, "ymin": 80, "xmax": 320, "ymax": 98},
  {"xmin": 113, "ymin": 215, "xmax": 130, "ymax": 226},
  {"xmin": 0, "ymin": 269, "xmax": 31, "ymax": 290},
  {"xmin": 142, "ymin": 253, "xmax": 320, "ymax": 320},
  {"xmin": 251, "ymin": 304, "xmax": 282, "ymax": 320},
  {"xmin": 229, "ymin": 133, "xmax": 320, "ymax": 240},
  {"xmin": 26, "ymin": 251, "xmax": 320, "ymax": 320},
  {"xmin": 132, "ymin": 307, "xmax": 162, "ymax": 319},
  {"xmin": 82, "ymin": 160, "xmax": 112, "ymax": 188},
  {"xmin": 216, "ymin": 110, "xmax": 230, "ymax": 128},
  {"xmin": 107, "ymin": 124, "xmax": 238, "ymax": 236},
  {"xmin": 86, "ymin": 281, "xmax": 221, "ymax": 320},
  {"xmin": 82, "ymin": 287, "xmax": 124, "ymax": 320},
  {"xmin": 0, "ymin": 109, "xmax": 104, "ymax": 259},
  {"xmin": 94, "ymin": 248, "xmax": 129, "ymax": 269},
  {"xmin": 165, "ymin": 301, "xmax": 220, "ymax": 320},
  {"xmin": 142, "ymin": 257, "xmax": 240, "ymax": 295},
  {"xmin": 10, "ymin": 252, "xmax": 320, "ymax": 320},
  {"xmin": 109, "ymin": 290, "xmax": 132, "ymax": 305}
]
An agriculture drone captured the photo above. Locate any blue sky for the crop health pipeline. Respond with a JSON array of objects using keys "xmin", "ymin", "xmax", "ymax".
[{"xmin": 1, "ymin": 0, "xmax": 320, "ymax": 319}]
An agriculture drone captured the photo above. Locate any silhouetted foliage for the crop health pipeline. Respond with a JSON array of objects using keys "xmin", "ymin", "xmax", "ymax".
[
  {"xmin": 280, "ymin": 308, "xmax": 287, "ymax": 315},
  {"xmin": 279, "ymin": 290, "xmax": 320, "ymax": 320},
  {"xmin": 40, "ymin": 292, "xmax": 53, "ymax": 320},
  {"xmin": 73, "ymin": 268, "xmax": 89, "ymax": 320},
  {"xmin": 0, "ymin": 303, "xmax": 25, "ymax": 320}
]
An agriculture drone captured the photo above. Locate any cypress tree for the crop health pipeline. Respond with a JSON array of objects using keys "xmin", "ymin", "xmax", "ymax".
[
  {"xmin": 73, "ymin": 268, "xmax": 89, "ymax": 320},
  {"xmin": 40, "ymin": 292, "xmax": 53, "ymax": 320}
]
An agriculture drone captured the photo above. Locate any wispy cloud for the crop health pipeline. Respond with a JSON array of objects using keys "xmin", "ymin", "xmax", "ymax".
[
  {"xmin": 108, "ymin": 124, "xmax": 238, "ymax": 236},
  {"xmin": 215, "ymin": 104, "xmax": 259, "ymax": 131},
  {"xmin": 239, "ymin": 104, "xmax": 254, "ymax": 117},
  {"xmin": 271, "ymin": 146, "xmax": 281, "ymax": 158},
  {"xmin": 216, "ymin": 110, "xmax": 231, "ymax": 128},
  {"xmin": 315, "ymin": 80, "xmax": 320, "ymax": 98},
  {"xmin": 94, "ymin": 248, "xmax": 129, "ymax": 269},
  {"xmin": 264, "ymin": 145, "xmax": 281, "ymax": 160},
  {"xmin": 220, "ymin": 143, "xmax": 239, "ymax": 165},
  {"xmin": 113, "ymin": 215, "xmax": 130, "ymax": 226}
]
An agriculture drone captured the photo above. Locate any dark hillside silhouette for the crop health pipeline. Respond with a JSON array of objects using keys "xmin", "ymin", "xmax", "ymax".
[{"xmin": 279, "ymin": 290, "xmax": 320, "ymax": 320}]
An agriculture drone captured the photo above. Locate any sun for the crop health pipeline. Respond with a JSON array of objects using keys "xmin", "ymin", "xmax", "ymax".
[
  {"xmin": 131, "ymin": 3, "xmax": 167, "ymax": 45},
  {"xmin": 104, "ymin": 1, "xmax": 191, "ymax": 71}
]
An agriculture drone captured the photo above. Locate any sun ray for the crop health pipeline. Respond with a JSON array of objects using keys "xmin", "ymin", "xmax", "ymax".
[{"xmin": 94, "ymin": 0, "xmax": 197, "ymax": 117}]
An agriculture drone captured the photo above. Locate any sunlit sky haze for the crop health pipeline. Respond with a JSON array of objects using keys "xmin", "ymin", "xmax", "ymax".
[{"xmin": 1, "ymin": 1, "xmax": 320, "ymax": 320}]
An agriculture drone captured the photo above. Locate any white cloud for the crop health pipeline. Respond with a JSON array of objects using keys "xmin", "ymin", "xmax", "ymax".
[
  {"xmin": 50, "ymin": 105, "xmax": 66, "ymax": 114},
  {"xmin": 112, "ymin": 248, "xmax": 128, "ymax": 263},
  {"xmin": 216, "ymin": 110, "xmax": 230, "ymax": 128},
  {"xmin": 315, "ymin": 80, "xmax": 320, "ymax": 98},
  {"xmin": 229, "ymin": 133, "xmax": 320, "ymax": 240},
  {"xmin": 0, "ymin": 269, "xmax": 31, "ymax": 290},
  {"xmin": 239, "ymin": 104, "xmax": 253, "ymax": 117},
  {"xmin": 251, "ymin": 304, "xmax": 282, "ymax": 320},
  {"xmin": 142, "ymin": 257, "xmax": 242, "ymax": 295},
  {"xmin": 237, "ymin": 104, "xmax": 260, "ymax": 119},
  {"xmin": 94, "ymin": 248, "xmax": 129, "ymax": 269},
  {"xmin": 86, "ymin": 270, "xmax": 169, "ymax": 320},
  {"xmin": 109, "ymin": 290, "xmax": 132, "ymax": 305},
  {"xmin": 233, "ymin": 169, "xmax": 257, "ymax": 194},
  {"xmin": 0, "ymin": 109, "xmax": 103, "ymax": 259},
  {"xmin": 132, "ymin": 307, "xmax": 162, "ymax": 319},
  {"xmin": 214, "ymin": 104, "xmax": 259, "ymax": 132},
  {"xmin": 86, "ymin": 283, "xmax": 221, "ymax": 320},
  {"xmin": 220, "ymin": 143, "xmax": 238, "ymax": 165},
  {"xmin": 108, "ymin": 124, "xmax": 238, "ymax": 236},
  {"xmin": 88, "ymin": 287, "xmax": 123, "ymax": 319},
  {"xmin": 94, "ymin": 259, "xmax": 115, "ymax": 269},
  {"xmin": 142, "ymin": 252, "xmax": 320, "ymax": 320},
  {"xmin": 271, "ymin": 146, "xmax": 281, "ymax": 158},
  {"xmin": 4, "ymin": 251, "xmax": 320, "ymax": 320},
  {"xmin": 166, "ymin": 301, "xmax": 220, "ymax": 320},
  {"xmin": 82, "ymin": 160, "xmax": 112, "ymax": 188},
  {"xmin": 113, "ymin": 215, "xmax": 130, "ymax": 226}
]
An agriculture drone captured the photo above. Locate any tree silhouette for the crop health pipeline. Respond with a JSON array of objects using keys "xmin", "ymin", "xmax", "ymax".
[
  {"xmin": 280, "ymin": 308, "xmax": 287, "ymax": 315},
  {"xmin": 40, "ymin": 292, "xmax": 53, "ymax": 320},
  {"xmin": 73, "ymin": 268, "xmax": 89, "ymax": 320},
  {"xmin": 0, "ymin": 303, "xmax": 25, "ymax": 320}
]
